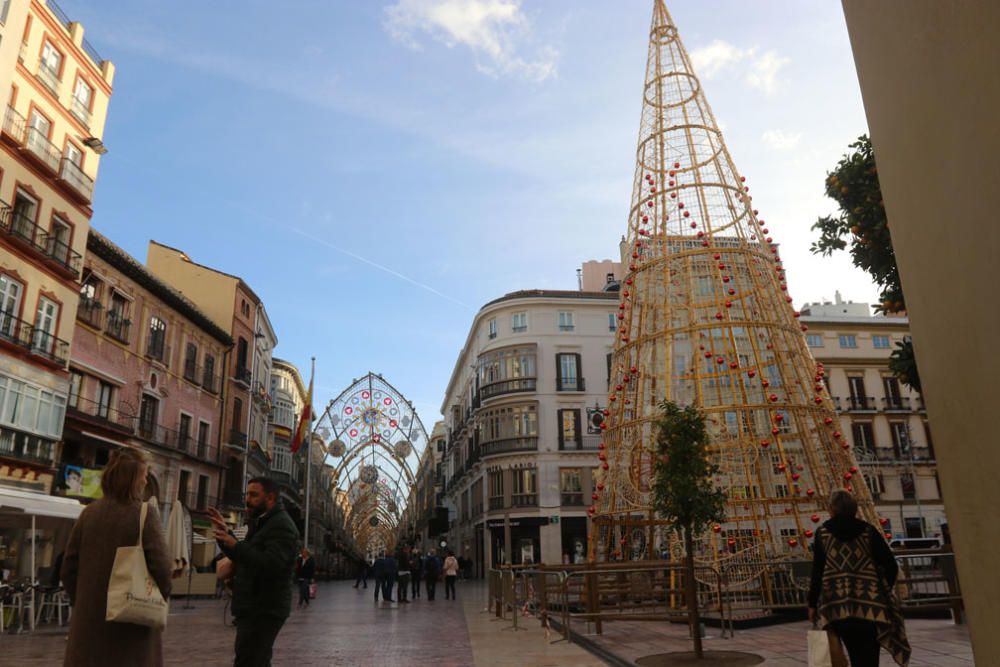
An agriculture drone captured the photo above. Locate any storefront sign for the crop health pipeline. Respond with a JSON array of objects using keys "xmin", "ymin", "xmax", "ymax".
[
  {"xmin": 63, "ymin": 465, "xmax": 103, "ymax": 499},
  {"xmin": 486, "ymin": 517, "xmax": 548, "ymax": 530}
]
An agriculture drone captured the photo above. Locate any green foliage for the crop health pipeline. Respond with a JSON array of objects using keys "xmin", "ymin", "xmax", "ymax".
[
  {"xmin": 810, "ymin": 135, "xmax": 903, "ymax": 314},
  {"xmin": 651, "ymin": 401, "xmax": 726, "ymax": 536},
  {"xmin": 811, "ymin": 135, "xmax": 921, "ymax": 391}
]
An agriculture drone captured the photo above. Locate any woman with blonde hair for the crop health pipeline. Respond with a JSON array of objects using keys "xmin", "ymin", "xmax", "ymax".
[{"xmin": 62, "ymin": 448, "xmax": 173, "ymax": 667}]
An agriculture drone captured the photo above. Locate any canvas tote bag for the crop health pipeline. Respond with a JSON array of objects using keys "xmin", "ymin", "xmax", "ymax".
[
  {"xmin": 807, "ymin": 627, "xmax": 833, "ymax": 667},
  {"xmin": 105, "ymin": 501, "xmax": 169, "ymax": 628}
]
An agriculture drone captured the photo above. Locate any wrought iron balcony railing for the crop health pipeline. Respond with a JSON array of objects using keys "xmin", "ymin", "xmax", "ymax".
[
  {"xmin": 41, "ymin": 232, "xmax": 82, "ymax": 277},
  {"xmin": 105, "ymin": 311, "xmax": 131, "ymax": 343},
  {"xmin": 25, "ymin": 127, "xmax": 61, "ymax": 172},
  {"xmin": 479, "ymin": 377, "xmax": 537, "ymax": 401},
  {"xmin": 0, "ymin": 425, "xmax": 56, "ymax": 465},
  {"xmin": 481, "ymin": 436, "xmax": 538, "ymax": 457},
  {"xmin": 59, "ymin": 157, "xmax": 94, "ymax": 203},
  {"xmin": 66, "ymin": 394, "xmax": 134, "ymax": 433},
  {"xmin": 845, "ymin": 395, "xmax": 877, "ymax": 411},
  {"xmin": 234, "ymin": 366, "xmax": 252, "ymax": 386},
  {"xmin": 70, "ymin": 98, "xmax": 91, "ymax": 128},
  {"xmin": 2, "ymin": 106, "xmax": 25, "ymax": 143},
  {"xmin": 0, "ymin": 310, "xmax": 69, "ymax": 365},
  {"xmin": 883, "ymin": 396, "xmax": 912, "ymax": 412},
  {"xmin": 76, "ymin": 296, "xmax": 103, "ymax": 328},
  {"xmin": 201, "ymin": 366, "xmax": 221, "ymax": 394},
  {"xmin": 36, "ymin": 64, "xmax": 60, "ymax": 96},
  {"xmin": 556, "ymin": 376, "xmax": 586, "ymax": 392}
]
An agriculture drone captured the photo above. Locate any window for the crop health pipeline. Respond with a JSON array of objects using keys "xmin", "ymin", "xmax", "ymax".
[
  {"xmin": 847, "ymin": 376, "xmax": 868, "ymax": 409},
  {"xmin": 198, "ymin": 421, "xmax": 210, "ymax": 459},
  {"xmin": 608, "ymin": 313, "xmax": 616, "ymax": 332},
  {"xmin": 64, "ymin": 141, "xmax": 83, "ymax": 168},
  {"xmin": 873, "ymin": 334, "xmax": 890, "ymax": 349},
  {"xmin": 488, "ymin": 318, "xmax": 497, "ymax": 339},
  {"xmin": 178, "ymin": 413, "xmax": 192, "ymax": 452},
  {"xmin": 106, "ymin": 292, "xmax": 131, "ymax": 342},
  {"xmin": 38, "ymin": 42, "xmax": 62, "ymax": 93},
  {"xmin": 511, "ymin": 467, "xmax": 537, "ymax": 506},
  {"xmin": 838, "ymin": 334, "xmax": 857, "ymax": 349},
  {"xmin": 850, "ymin": 422, "xmax": 875, "ymax": 453},
  {"xmin": 11, "ymin": 190, "xmax": 38, "ymax": 242},
  {"xmin": 558, "ymin": 409, "xmax": 581, "ymax": 450},
  {"xmin": 71, "ymin": 78, "xmax": 93, "ymax": 126},
  {"xmin": 477, "ymin": 346, "xmax": 537, "ymax": 398},
  {"xmin": 139, "ymin": 394, "xmax": 159, "ymax": 439},
  {"xmin": 32, "ymin": 296, "xmax": 59, "ymax": 356},
  {"xmin": 96, "ymin": 381, "xmax": 113, "ymax": 419},
  {"xmin": 806, "ymin": 334, "xmax": 823, "ymax": 348},
  {"xmin": 556, "ymin": 353, "xmax": 583, "ymax": 391},
  {"xmin": 480, "ymin": 404, "xmax": 538, "ymax": 453},
  {"xmin": 511, "ymin": 312, "xmax": 527, "ymax": 333},
  {"xmin": 0, "ymin": 274, "xmax": 23, "ymax": 339},
  {"xmin": 147, "ymin": 316, "xmax": 166, "ymax": 361},
  {"xmin": 197, "ymin": 475, "xmax": 209, "ymax": 510},
  {"xmin": 488, "ymin": 470, "xmax": 505, "ymax": 510},
  {"xmin": 923, "ymin": 420, "xmax": 935, "ymax": 460},
  {"xmin": 202, "ymin": 354, "xmax": 216, "ymax": 391},
  {"xmin": 27, "ymin": 109, "xmax": 52, "ymax": 158},
  {"xmin": 183, "ymin": 342, "xmax": 198, "ymax": 381},
  {"xmin": 178, "ymin": 470, "xmax": 190, "ymax": 503},
  {"xmin": 47, "ymin": 217, "xmax": 71, "ymax": 265},
  {"xmin": 67, "ymin": 371, "xmax": 82, "ymax": 408},
  {"xmin": 236, "ymin": 336, "xmax": 249, "ymax": 371},
  {"xmin": 0, "ymin": 0, "xmax": 10, "ymax": 24},
  {"xmin": 0, "ymin": 373, "xmax": 66, "ymax": 439},
  {"xmin": 560, "ymin": 468, "xmax": 583, "ymax": 506},
  {"xmin": 889, "ymin": 422, "xmax": 909, "ymax": 458},
  {"xmin": 900, "ymin": 473, "xmax": 916, "ymax": 501},
  {"xmin": 232, "ymin": 398, "xmax": 244, "ymax": 434},
  {"xmin": 867, "ymin": 472, "xmax": 885, "ymax": 500},
  {"xmin": 558, "ymin": 311, "xmax": 575, "ymax": 332}
]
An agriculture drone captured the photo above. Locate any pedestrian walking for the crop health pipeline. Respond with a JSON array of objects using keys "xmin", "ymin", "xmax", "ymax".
[
  {"xmin": 382, "ymin": 551, "xmax": 398, "ymax": 603},
  {"xmin": 61, "ymin": 449, "xmax": 174, "ymax": 667},
  {"xmin": 353, "ymin": 558, "xmax": 369, "ymax": 589},
  {"xmin": 808, "ymin": 490, "xmax": 911, "ymax": 667},
  {"xmin": 424, "ymin": 549, "xmax": 441, "ymax": 601},
  {"xmin": 409, "ymin": 550, "xmax": 422, "ymax": 599},
  {"xmin": 443, "ymin": 551, "xmax": 459, "ymax": 600},
  {"xmin": 208, "ymin": 477, "xmax": 299, "ymax": 667},
  {"xmin": 372, "ymin": 554, "xmax": 386, "ymax": 602},
  {"xmin": 396, "ymin": 548, "xmax": 411, "ymax": 603},
  {"xmin": 295, "ymin": 548, "xmax": 316, "ymax": 609}
]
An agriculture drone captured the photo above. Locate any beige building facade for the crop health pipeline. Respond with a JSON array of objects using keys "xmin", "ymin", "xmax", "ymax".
[
  {"xmin": 441, "ymin": 286, "xmax": 620, "ymax": 573},
  {"xmin": 801, "ymin": 300, "xmax": 944, "ymax": 541},
  {"xmin": 0, "ymin": 0, "xmax": 112, "ymax": 496}
]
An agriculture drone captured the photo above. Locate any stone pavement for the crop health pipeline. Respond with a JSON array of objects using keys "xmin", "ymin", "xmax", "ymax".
[
  {"xmin": 0, "ymin": 579, "xmax": 602, "ymax": 666},
  {"xmin": 567, "ymin": 612, "xmax": 974, "ymax": 666}
]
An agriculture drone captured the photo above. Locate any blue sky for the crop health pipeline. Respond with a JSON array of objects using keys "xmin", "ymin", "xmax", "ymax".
[{"xmin": 70, "ymin": 0, "xmax": 875, "ymax": 425}]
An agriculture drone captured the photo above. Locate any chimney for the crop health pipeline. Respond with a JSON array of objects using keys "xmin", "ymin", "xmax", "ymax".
[
  {"xmin": 576, "ymin": 268, "xmax": 583, "ymax": 291},
  {"xmin": 835, "ymin": 290, "xmax": 843, "ymax": 304}
]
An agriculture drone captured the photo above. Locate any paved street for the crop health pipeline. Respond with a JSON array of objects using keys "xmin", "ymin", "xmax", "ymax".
[{"xmin": 1, "ymin": 579, "xmax": 602, "ymax": 667}]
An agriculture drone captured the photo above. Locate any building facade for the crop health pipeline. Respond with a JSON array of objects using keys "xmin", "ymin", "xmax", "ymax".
[
  {"xmin": 440, "ymin": 287, "xmax": 619, "ymax": 573},
  {"xmin": 801, "ymin": 298, "xmax": 945, "ymax": 540},
  {"xmin": 63, "ymin": 230, "xmax": 231, "ymax": 518},
  {"xmin": 145, "ymin": 241, "xmax": 276, "ymax": 516},
  {"xmin": 0, "ymin": 0, "xmax": 112, "ymax": 496},
  {"xmin": 269, "ymin": 357, "xmax": 306, "ymax": 528}
]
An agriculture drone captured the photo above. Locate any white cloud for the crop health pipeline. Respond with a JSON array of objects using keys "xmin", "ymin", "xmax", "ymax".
[
  {"xmin": 383, "ymin": 0, "xmax": 558, "ymax": 82},
  {"xmin": 761, "ymin": 129, "xmax": 802, "ymax": 151},
  {"xmin": 689, "ymin": 39, "xmax": 751, "ymax": 78},
  {"xmin": 746, "ymin": 51, "xmax": 790, "ymax": 94}
]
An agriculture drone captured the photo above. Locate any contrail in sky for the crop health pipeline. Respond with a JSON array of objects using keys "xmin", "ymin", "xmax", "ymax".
[{"xmin": 291, "ymin": 228, "xmax": 472, "ymax": 310}]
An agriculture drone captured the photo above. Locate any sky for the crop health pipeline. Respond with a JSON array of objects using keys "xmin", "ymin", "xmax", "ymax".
[{"xmin": 70, "ymin": 0, "xmax": 876, "ymax": 426}]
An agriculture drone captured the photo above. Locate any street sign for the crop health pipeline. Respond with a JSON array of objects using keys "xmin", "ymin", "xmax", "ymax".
[{"xmin": 549, "ymin": 516, "xmax": 560, "ymax": 524}]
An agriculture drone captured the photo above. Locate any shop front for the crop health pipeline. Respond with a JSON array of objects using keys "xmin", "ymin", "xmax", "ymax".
[
  {"xmin": 0, "ymin": 487, "xmax": 82, "ymax": 584},
  {"xmin": 487, "ymin": 516, "xmax": 547, "ymax": 566}
]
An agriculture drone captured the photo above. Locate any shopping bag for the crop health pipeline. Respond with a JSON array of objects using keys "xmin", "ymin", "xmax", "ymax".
[
  {"xmin": 807, "ymin": 628, "xmax": 833, "ymax": 667},
  {"xmin": 106, "ymin": 502, "xmax": 169, "ymax": 628},
  {"xmin": 309, "ymin": 582, "xmax": 318, "ymax": 599}
]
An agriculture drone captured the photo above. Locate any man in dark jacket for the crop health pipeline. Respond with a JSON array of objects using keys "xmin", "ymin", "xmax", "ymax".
[
  {"xmin": 409, "ymin": 551, "xmax": 423, "ymax": 599},
  {"xmin": 382, "ymin": 551, "xmax": 398, "ymax": 603},
  {"xmin": 424, "ymin": 549, "xmax": 441, "ymax": 601},
  {"xmin": 372, "ymin": 553, "xmax": 386, "ymax": 602},
  {"xmin": 210, "ymin": 477, "xmax": 299, "ymax": 667}
]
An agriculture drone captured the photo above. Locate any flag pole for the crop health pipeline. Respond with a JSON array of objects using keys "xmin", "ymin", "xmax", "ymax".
[{"xmin": 303, "ymin": 356, "xmax": 315, "ymax": 551}]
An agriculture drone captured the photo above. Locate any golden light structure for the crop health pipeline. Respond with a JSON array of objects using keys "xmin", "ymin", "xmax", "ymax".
[{"xmin": 591, "ymin": 0, "xmax": 879, "ymax": 590}]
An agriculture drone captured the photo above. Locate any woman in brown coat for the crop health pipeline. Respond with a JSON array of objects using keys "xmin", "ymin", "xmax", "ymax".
[{"xmin": 61, "ymin": 449, "xmax": 173, "ymax": 667}]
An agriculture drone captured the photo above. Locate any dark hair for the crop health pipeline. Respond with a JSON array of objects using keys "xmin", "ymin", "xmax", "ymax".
[
  {"xmin": 829, "ymin": 489, "xmax": 858, "ymax": 518},
  {"xmin": 247, "ymin": 476, "xmax": 279, "ymax": 497}
]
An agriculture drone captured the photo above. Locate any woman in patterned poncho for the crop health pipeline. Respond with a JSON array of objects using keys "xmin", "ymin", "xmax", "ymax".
[{"xmin": 807, "ymin": 490, "xmax": 911, "ymax": 667}]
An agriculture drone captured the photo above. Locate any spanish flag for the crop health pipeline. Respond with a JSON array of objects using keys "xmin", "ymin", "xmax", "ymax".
[{"xmin": 291, "ymin": 374, "xmax": 313, "ymax": 454}]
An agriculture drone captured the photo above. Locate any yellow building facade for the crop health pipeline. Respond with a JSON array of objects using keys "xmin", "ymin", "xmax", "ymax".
[
  {"xmin": 0, "ymin": 0, "xmax": 113, "ymax": 493},
  {"xmin": 801, "ymin": 299, "xmax": 945, "ymax": 541}
]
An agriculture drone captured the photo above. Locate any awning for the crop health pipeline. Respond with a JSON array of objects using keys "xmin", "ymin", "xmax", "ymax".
[{"xmin": 0, "ymin": 487, "xmax": 84, "ymax": 520}]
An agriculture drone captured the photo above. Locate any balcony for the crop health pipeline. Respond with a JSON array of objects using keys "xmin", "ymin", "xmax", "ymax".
[
  {"xmin": 58, "ymin": 157, "xmax": 95, "ymax": 204},
  {"xmin": 0, "ymin": 311, "xmax": 69, "ymax": 367},
  {"xmin": 24, "ymin": 127, "xmax": 61, "ymax": 173},
  {"xmin": 845, "ymin": 395, "xmax": 877, "ymax": 412},
  {"xmin": 234, "ymin": 366, "xmax": 252, "ymax": 387},
  {"xmin": 556, "ymin": 376, "xmax": 586, "ymax": 392},
  {"xmin": 145, "ymin": 336, "xmax": 167, "ymax": 364},
  {"xmin": 35, "ymin": 64, "xmax": 60, "ymax": 97},
  {"xmin": 201, "ymin": 367, "xmax": 221, "ymax": 394},
  {"xmin": 229, "ymin": 427, "xmax": 248, "ymax": 446},
  {"xmin": 66, "ymin": 394, "xmax": 134, "ymax": 434},
  {"xmin": 561, "ymin": 434, "xmax": 602, "ymax": 451},
  {"xmin": 883, "ymin": 396, "xmax": 912, "ymax": 412},
  {"xmin": 70, "ymin": 98, "xmax": 91, "ymax": 129},
  {"xmin": 0, "ymin": 209, "xmax": 81, "ymax": 279},
  {"xmin": 481, "ymin": 436, "xmax": 538, "ymax": 457},
  {"xmin": 105, "ymin": 311, "xmax": 131, "ymax": 343},
  {"xmin": 2, "ymin": 106, "xmax": 26, "ymax": 144},
  {"xmin": 479, "ymin": 377, "xmax": 537, "ymax": 401},
  {"xmin": 76, "ymin": 296, "xmax": 103, "ymax": 329},
  {"xmin": 511, "ymin": 493, "xmax": 538, "ymax": 508},
  {"xmin": 561, "ymin": 492, "xmax": 584, "ymax": 506},
  {"xmin": 0, "ymin": 425, "xmax": 57, "ymax": 466},
  {"xmin": 488, "ymin": 497, "xmax": 504, "ymax": 511},
  {"xmin": 178, "ymin": 490, "xmax": 218, "ymax": 513},
  {"xmin": 137, "ymin": 420, "xmax": 170, "ymax": 447}
]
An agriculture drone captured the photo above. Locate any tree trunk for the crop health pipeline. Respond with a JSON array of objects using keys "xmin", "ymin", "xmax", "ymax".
[{"xmin": 684, "ymin": 527, "xmax": 703, "ymax": 658}]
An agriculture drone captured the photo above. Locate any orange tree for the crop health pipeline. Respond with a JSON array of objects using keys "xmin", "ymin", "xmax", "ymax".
[
  {"xmin": 652, "ymin": 401, "xmax": 726, "ymax": 659},
  {"xmin": 811, "ymin": 135, "xmax": 920, "ymax": 391}
]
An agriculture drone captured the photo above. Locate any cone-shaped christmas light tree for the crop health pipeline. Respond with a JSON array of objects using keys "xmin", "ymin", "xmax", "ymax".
[{"xmin": 591, "ymin": 0, "xmax": 879, "ymax": 581}]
